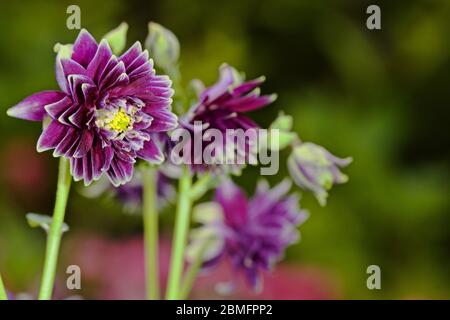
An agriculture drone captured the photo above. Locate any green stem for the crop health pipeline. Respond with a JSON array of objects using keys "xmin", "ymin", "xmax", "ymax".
[
  {"xmin": 180, "ymin": 241, "xmax": 210, "ymax": 299},
  {"xmin": 190, "ymin": 174, "xmax": 212, "ymax": 201},
  {"xmin": 38, "ymin": 157, "xmax": 72, "ymax": 300},
  {"xmin": 142, "ymin": 168, "xmax": 160, "ymax": 300},
  {"xmin": 0, "ymin": 273, "xmax": 7, "ymax": 300},
  {"xmin": 166, "ymin": 167, "xmax": 192, "ymax": 300}
]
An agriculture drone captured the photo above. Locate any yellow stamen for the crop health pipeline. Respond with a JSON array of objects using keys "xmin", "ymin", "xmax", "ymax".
[{"xmin": 109, "ymin": 109, "xmax": 131, "ymax": 132}]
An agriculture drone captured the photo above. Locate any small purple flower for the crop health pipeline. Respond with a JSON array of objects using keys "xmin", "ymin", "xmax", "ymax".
[
  {"xmin": 181, "ymin": 64, "xmax": 276, "ymax": 172},
  {"xmin": 7, "ymin": 29, "xmax": 177, "ymax": 186},
  {"xmin": 188, "ymin": 179, "xmax": 307, "ymax": 290},
  {"xmin": 82, "ymin": 170, "xmax": 175, "ymax": 213},
  {"xmin": 288, "ymin": 142, "xmax": 352, "ymax": 206},
  {"xmin": 115, "ymin": 171, "xmax": 176, "ymax": 212}
]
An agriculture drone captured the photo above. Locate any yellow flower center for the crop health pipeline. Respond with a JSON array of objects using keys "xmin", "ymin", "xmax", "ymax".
[{"xmin": 109, "ymin": 109, "xmax": 131, "ymax": 132}]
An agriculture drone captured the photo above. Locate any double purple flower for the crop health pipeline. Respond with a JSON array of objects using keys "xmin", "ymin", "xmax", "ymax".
[
  {"xmin": 189, "ymin": 179, "xmax": 307, "ymax": 290},
  {"xmin": 181, "ymin": 64, "xmax": 276, "ymax": 172},
  {"xmin": 7, "ymin": 29, "xmax": 177, "ymax": 186}
]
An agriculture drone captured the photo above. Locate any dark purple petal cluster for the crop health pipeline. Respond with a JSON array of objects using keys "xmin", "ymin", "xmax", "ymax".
[
  {"xmin": 181, "ymin": 64, "xmax": 276, "ymax": 172},
  {"xmin": 191, "ymin": 179, "xmax": 307, "ymax": 290},
  {"xmin": 8, "ymin": 29, "xmax": 177, "ymax": 186}
]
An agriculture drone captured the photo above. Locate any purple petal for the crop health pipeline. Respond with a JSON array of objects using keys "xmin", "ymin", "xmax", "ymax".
[
  {"xmin": 70, "ymin": 157, "xmax": 84, "ymax": 182},
  {"xmin": 232, "ymin": 77, "xmax": 265, "ymax": 96},
  {"xmin": 215, "ymin": 179, "xmax": 248, "ymax": 227},
  {"xmin": 7, "ymin": 91, "xmax": 66, "ymax": 121},
  {"xmin": 136, "ymin": 139, "xmax": 164, "ymax": 164},
  {"xmin": 230, "ymin": 114, "xmax": 258, "ymax": 130},
  {"xmin": 54, "ymin": 127, "xmax": 79, "ymax": 157},
  {"xmin": 67, "ymin": 74, "xmax": 95, "ymax": 104},
  {"xmin": 119, "ymin": 42, "xmax": 143, "ymax": 68},
  {"xmin": 71, "ymin": 29, "xmax": 98, "ymax": 67},
  {"xmin": 67, "ymin": 106, "xmax": 86, "ymax": 128},
  {"xmin": 61, "ymin": 59, "xmax": 88, "ymax": 77},
  {"xmin": 37, "ymin": 120, "xmax": 69, "ymax": 152},
  {"xmin": 99, "ymin": 61, "xmax": 128, "ymax": 90},
  {"xmin": 225, "ymin": 94, "xmax": 276, "ymax": 112},
  {"xmin": 200, "ymin": 64, "xmax": 235, "ymax": 103},
  {"xmin": 145, "ymin": 109, "xmax": 178, "ymax": 132},
  {"xmin": 91, "ymin": 140, "xmax": 110, "ymax": 179},
  {"xmin": 126, "ymin": 50, "xmax": 150, "ymax": 74},
  {"xmin": 73, "ymin": 129, "xmax": 94, "ymax": 158},
  {"xmin": 82, "ymin": 154, "xmax": 94, "ymax": 185},
  {"xmin": 107, "ymin": 157, "xmax": 134, "ymax": 186},
  {"xmin": 87, "ymin": 39, "xmax": 113, "ymax": 84},
  {"xmin": 44, "ymin": 96, "xmax": 73, "ymax": 119}
]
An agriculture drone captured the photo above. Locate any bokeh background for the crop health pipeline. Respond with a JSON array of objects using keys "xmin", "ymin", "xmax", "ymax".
[{"xmin": 0, "ymin": 0, "xmax": 449, "ymax": 299}]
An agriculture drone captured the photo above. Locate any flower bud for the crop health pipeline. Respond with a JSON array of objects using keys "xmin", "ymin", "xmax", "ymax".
[
  {"xmin": 145, "ymin": 22, "xmax": 180, "ymax": 71},
  {"xmin": 288, "ymin": 142, "xmax": 352, "ymax": 206}
]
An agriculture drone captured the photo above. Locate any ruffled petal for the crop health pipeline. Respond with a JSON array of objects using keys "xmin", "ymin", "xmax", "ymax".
[
  {"xmin": 224, "ymin": 93, "xmax": 276, "ymax": 112},
  {"xmin": 7, "ymin": 91, "xmax": 66, "ymax": 121},
  {"xmin": 71, "ymin": 29, "xmax": 98, "ymax": 68},
  {"xmin": 215, "ymin": 179, "xmax": 249, "ymax": 227},
  {"xmin": 37, "ymin": 120, "xmax": 70, "ymax": 152},
  {"xmin": 44, "ymin": 96, "xmax": 73, "ymax": 119},
  {"xmin": 136, "ymin": 139, "xmax": 164, "ymax": 164},
  {"xmin": 200, "ymin": 64, "xmax": 235, "ymax": 103},
  {"xmin": 53, "ymin": 126, "xmax": 79, "ymax": 157},
  {"xmin": 119, "ymin": 42, "xmax": 143, "ymax": 68},
  {"xmin": 145, "ymin": 109, "xmax": 178, "ymax": 132},
  {"xmin": 73, "ymin": 129, "xmax": 94, "ymax": 158},
  {"xmin": 107, "ymin": 156, "xmax": 134, "ymax": 186},
  {"xmin": 87, "ymin": 39, "xmax": 113, "ymax": 84}
]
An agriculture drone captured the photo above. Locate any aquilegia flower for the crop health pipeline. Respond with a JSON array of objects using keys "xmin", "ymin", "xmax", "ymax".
[
  {"xmin": 180, "ymin": 64, "xmax": 276, "ymax": 172},
  {"xmin": 288, "ymin": 142, "xmax": 352, "ymax": 206},
  {"xmin": 188, "ymin": 179, "xmax": 307, "ymax": 290},
  {"xmin": 82, "ymin": 169, "xmax": 175, "ymax": 212},
  {"xmin": 7, "ymin": 29, "xmax": 177, "ymax": 186},
  {"xmin": 115, "ymin": 171, "xmax": 175, "ymax": 212}
]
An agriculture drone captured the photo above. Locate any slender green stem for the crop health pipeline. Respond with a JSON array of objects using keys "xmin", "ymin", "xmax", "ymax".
[
  {"xmin": 0, "ymin": 273, "xmax": 7, "ymax": 300},
  {"xmin": 190, "ymin": 174, "xmax": 212, "ymax": 201},
  {"xmin": 180, "ymin": 241, "xmax": 210, "ymax": 299},
  {"xmin": 38, "ymin": 157, "xmax": 72, "ymax": 300},
  {"xmin": 142, "ymin": 167, "xmax": 160, "ymax": 300},
  {"xmin": 166, "ymin": 167, "xmax": 192, "ymax": 300}
]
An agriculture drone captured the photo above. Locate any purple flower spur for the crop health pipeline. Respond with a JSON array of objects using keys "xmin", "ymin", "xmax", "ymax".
[{"xmin": 7, "ymin": 29, "xmax": 177, "ymax": 186}]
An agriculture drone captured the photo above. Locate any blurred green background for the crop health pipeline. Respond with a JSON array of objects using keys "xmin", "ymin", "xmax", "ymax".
[{"xmin": 0, "ymin": 0, "xmax": 449, "ymax": 299}]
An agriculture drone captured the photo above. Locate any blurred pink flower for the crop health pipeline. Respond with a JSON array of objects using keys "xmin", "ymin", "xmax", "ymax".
[
  {"xmin": 0, "ymin": 138, "xmax": 49, "ymax": 204},
  {"xmin": 192, "ymin": 262, "xmax": 339, "ymax": 299},
  {"xmin": 66, "ymin": 234, "xmax": 339, "ymax": 300},
  {"xmin": 65, "ymin": 234, "xmax": 172, "ymax": 299}
]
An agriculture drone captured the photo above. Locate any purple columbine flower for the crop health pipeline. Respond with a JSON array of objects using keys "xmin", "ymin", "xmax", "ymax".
[
  {"xmin": 188, "ymin": 179, "xmax": 307, "ymax": 290},
  {"xmin": 7, "ymin": 29, "xmax": 177, "ymax": 186},
  {"xmin": 115, "ymin": 171, "xmax": 176, "ymax": 212},
  {"xmin": 180, "ymin": 64, "xmax": 276, "ymax": 172},
  {"xmin": 82, "ymin": 169, "xmax": 175, "ymax": 213},
  {"xmin": 288, "ymin": 142, "xmax": 352, "ymax": 206}
]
